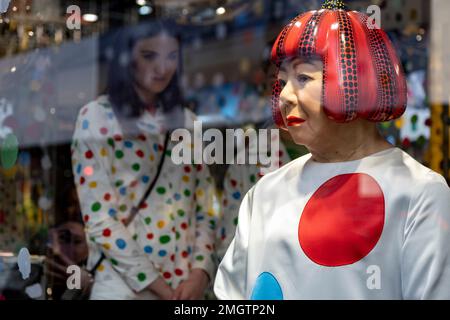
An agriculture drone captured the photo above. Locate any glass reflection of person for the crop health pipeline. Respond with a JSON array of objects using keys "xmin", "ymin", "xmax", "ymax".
[
  {"xmin": 71, "ymin": 20, "xmax": 216, "ymax": 300},
  {"xmin": 214, "ymin": 1, "xmax": 450, "ymax": 300}
]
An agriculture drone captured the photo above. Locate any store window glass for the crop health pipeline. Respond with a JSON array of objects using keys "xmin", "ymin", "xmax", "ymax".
[{"xmin": 0, "ymin": 0, "xmax": 448, "ymax": 300}]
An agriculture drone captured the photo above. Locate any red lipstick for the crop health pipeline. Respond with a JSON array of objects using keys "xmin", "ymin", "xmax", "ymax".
[{"xmin": 287, "ymin": 116, "xmax": 305, "ymax": 126}]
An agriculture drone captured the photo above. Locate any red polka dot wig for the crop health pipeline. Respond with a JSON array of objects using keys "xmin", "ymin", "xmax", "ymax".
[{"xmin": 271, "ymin": 0, "xmax": 407, "ymax": 127}]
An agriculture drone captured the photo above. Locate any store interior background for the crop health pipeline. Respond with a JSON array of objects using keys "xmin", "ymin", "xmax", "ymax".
[{"xmin": 0, "ymin": 0, "xmax": 449, "ymax": 299}]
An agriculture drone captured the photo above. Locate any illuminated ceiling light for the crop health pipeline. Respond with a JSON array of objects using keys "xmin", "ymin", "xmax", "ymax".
[
  {"xmin": 216, "ymin": 6, "xmax": 226, "ymax": 15},
  {"xmin": 12, "ymin": 6, "xmax": 17, "ymax": 12},
  {"xmin": 136, "ymin": 0, "xmax": 147, "ymax": 5},
  {"xmin": 82, "ymin": 13, "xmax": 98, "ymax": 22},
  {"xmin": 28, "ymin": 31, "xmax": 34, "ymax": 36},
  {"xmin": 139, "ymin": 5, "xmax": 152, "ymax": 15}
]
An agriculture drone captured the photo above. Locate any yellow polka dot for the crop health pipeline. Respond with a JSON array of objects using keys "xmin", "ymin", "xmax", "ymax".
[
  {"xmin": 157, "ymin": 220, "xmax": 165, "ymax": 229},
  {"xmin": 150, "ymin": 154, "xmax": 155, "ymax": 161},
  {"xmin": 97, "ymin": 264, "xmax": 105, "ymax": 272},
  {"xmin": 182, "ymin": 175, "xmax": 190, "ymax": 183},
  {"xmin": 207, "ymin": 209, "xmax": 215, "ymax": 217},
  {"xmin": 89, "ymin": 182, "xmax": 97, "ymax": 188},
  {"xmin": 129, "ymin": 192, "xmax": 136, "ymax": 201},
  {"xmin": 196, "ymin": 189, "xmax": 204, "ymax": 197},
  {"xmin": 112, "ymin": 166, "xmax": 116, "ymax": 174},
  {"xmin": 103, "ymin": 243, "xmax": 111, "ymax": 250},
  {"xmin": 100, "ymin": 148, "xmax": 108, "ymax": 157}
]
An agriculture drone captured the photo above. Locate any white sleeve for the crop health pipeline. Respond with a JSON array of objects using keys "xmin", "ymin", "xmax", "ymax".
[
  {"xmin": 401, "ymin": 174, "xmax": 450, "ymax": 299},
  {"xmin": 214, "ymin": 186, "xmax": 254, "ymax": 300}
]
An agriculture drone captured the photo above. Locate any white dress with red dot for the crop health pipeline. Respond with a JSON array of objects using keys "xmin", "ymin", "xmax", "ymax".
[
  {"xmin": 71, "ymin": 96, "xmax": 217, "ymax": 299},
  {"xmin": 214, "ymin": 147, "xmax": 450, "ymax": 299}
]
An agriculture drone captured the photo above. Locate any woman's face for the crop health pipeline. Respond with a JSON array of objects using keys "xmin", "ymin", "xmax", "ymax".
[
  {"xmin": 132, "ymin": 32, "xmax": 179, "ymax": 96},
  {"xmin": 278, "ymin": 57, "xmax": 335, "ymax": 148}
]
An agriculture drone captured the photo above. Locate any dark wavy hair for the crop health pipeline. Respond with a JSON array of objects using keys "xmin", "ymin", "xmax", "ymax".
[{"xmin": 104, "ymin": 19, "xmax": 185, "ymax": 122}]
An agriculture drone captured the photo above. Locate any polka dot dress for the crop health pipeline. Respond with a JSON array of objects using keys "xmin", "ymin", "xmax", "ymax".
[
  {"xmin": 216, "ymin": 142, "xmax": 292, "ymax": 262},
  {"xmin": 71, "ymin": 96, "xmax": 217, "ymax": 295},
  {"xmin": 215, "ymin": 148, "xmax": 450, "ymax": 299}
]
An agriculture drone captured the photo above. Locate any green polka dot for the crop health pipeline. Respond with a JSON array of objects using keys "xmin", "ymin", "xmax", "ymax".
[
  {"xmin": 250, "ymin": 174, "xmax": 256, "ymax": 183},
  {"xmin": 91, "ymin": 202, "xmax": 101, "ymax": 212},
  {"xmin": 177, "ymin": 209, "xmax": 185, "ymax": 217},
  {"xmin": 159, "ymin": 235, "xmax": 171, "ymax": 244},
  {"xmin": 119, "ymin": 204, "xmax": 127, "ymax": 212},
  {"xmin": 156, "ymin": 187, "xmax": 166, "ymax": 194},
  {"xmin": 196, "ymin": 205, "xmax": 202, "ymax": 212},
  {"xmin": 176, "ymin": 231, "xmax": 180, "ymax": 240},
  {"xmin": 195, "ymin": 179, "xmax": 200, "ymax": 187},
  {"xmin": 107, "ymin": 138, "xmax": 115, "ymax": 148},
  {"xmin": 233, "ymin": 217, "xmax": 238, "ymax": 226},
  {"xmin": 209, "ymin": 220, "xmax": 216, "ymax": 229},
  {"xmin": 165, "ymin": 150, "xmax": 172, "ymax": 157},
  {"xmin": 115, "ymin": 180, "xmax": 124, "ymax": 187},
  {"xmin": 132, "ymin": 163, "xmax": 140, "ymax": 171},
  {"xmin": 195, "ymin": 255, "xmax": 204, "ymax": 262},
  {"xmin": 1, "ymin": 133, "xmax": 19, "ymax": 169},
  {"xmin": 110, "ymin": 258, "xmax": 118, "ymax": 266},
  {"xmin": 137, "ymin": 273, "xmax": 146, "ymax": 282},
  {"xmin": 132, "ymin": 234, "xmax": 138, "ymax": 241},
  {"xmin": 184, "ymin": 189, "xmax": 191, "ymax": 197},
  {"xmin": 169, "ymin": 213, "xmax": 175, "ymax": 221},
  {"xmin": 115, "ymin": 150, "xmax": 124, "ymax": 159},
  {"xmin": 144, "ymin": 217, "xmax": 151, "ymax": 225}
]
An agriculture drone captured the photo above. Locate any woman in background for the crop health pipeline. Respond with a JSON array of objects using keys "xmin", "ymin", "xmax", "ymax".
[{"xmin": 72, "ymin": 20, "xmax": 217, "ymax": 300}]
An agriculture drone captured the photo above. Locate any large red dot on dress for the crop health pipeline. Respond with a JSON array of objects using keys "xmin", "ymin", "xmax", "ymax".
[{"xmin": 298, "ymin": 173, "xmax": 385, "ymax": 267}]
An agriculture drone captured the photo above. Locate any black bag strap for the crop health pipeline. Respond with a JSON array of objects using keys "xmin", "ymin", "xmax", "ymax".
[{"xmin": 89, "ymin": 131, "xmax": 171, "ymax": 275}]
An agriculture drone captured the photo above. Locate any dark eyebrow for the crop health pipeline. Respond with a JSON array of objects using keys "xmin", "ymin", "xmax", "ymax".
[{"xmin": 280, "ymin": 57, "xmax": 320, "ymax": 71}]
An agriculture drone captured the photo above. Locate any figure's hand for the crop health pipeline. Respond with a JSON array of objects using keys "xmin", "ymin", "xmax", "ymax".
[
  {"xmin": 172, "ymin": 269, "xmax": 209, "ymax": 300},
  {"xmin": 147, "ymin": 277, "xmax": 174, "ymax": 300}
]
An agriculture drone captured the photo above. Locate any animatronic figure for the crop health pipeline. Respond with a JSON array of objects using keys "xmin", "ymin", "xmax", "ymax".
[{"xmin": 214, "ymin": 0, "xmax": 450, "ymax": 299}]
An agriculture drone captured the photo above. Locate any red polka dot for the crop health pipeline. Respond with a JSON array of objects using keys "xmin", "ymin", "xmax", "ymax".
[
  {"xmin": 147, "ymin": 233, "xmax": 154, "ymax": 240},
  {"xmin": 182, "ymin": 251, "xmax": 189, "ymax": 258},
  {"xmin": 80, "ymin": 177, "xmax": 85, "ymax": 185},
  {"xmin": 113, "ymin": 134, "xmax": 122, "ymax": 141},
  {"xmin": 85, "ymin": 150, "xmax": 93, "ymax": 159},
  {"xmin": 100, "ymin": 127, "xmax": 108, "ymax": 135},
  {"xmin": 83, "ymin": 215, "xmax": 90, "ymax": 223},
  {"xmin": 138, "ymin": 134, "xmax": 146, "ymax": 141},
  {"xmin": 158, "ymin": 144, "xmax": 164, "ymax": 151},
  {"xmin": 163, "ymin": 272, "xmax": 172, "ymax": 279},
  {"xmin": 181, "ymin": 223, "xmax": 188, "ymax": 230},
  {"xmin": 130, "ymin": 180, "xmax": 138, "ymax": 188},
  {"xmin": 230, "ymin": 179, "xmax": 237, "ymax": 187},
  {"xmin": 299, "ymin": 173, "xmax": 385, "ymax": 267},
  {"xmin": 170, "ymin": 254, "xmax": 175, "ymax": 262},
  {"xmin": 184, "ymin": 166, "xmax": 191, "ymax": 173},
  {"xmin": 175, "ymin": 269, "xmax": 183, "ymax": 276},
  {"xmin": 196, "ymin": 164, "xmax": 203, "ymax": 171},
  {"xmin": 102, "ymin": 228, "xmax": 111, "ymax": 237},
  {"xmin": 136, "ymin": 150, "xmax": 144, "ymax": 158},
  {"xmin": 139, "ymin": 202, "xmax": 148, "ymax": 209},
  {"xmin": 81, "ymin": 108, "xmax": 88, "ymax": 115},
  {"xmin": 104, "ymin": 193, "xmax": 111, "ymax": 201}
]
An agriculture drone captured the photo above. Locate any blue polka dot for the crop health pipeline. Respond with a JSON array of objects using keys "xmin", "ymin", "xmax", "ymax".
[
  {"xmin": 108, "ymin": 208, "xmax": 117, "ymax": 217},
  {"xmin": 187, "ymin": 246, "xmax": 192, "ymax": 254},
  {"xmin": 144, "ymin": 246, "xmax": 153, "ymax": 254},
  {"xmin": 142, "ymin": 175, "xmax": 150, "ymax": 183},
  {"xmin": 124, "ymin": 141, "xmax": 134, "ymax": 148},
  {"xmin": 250, "ymin": 272, "xmax": 283, "ymax": 300},
  {"xmin": 116, "ymin": 239, "xmax": 127, "ymax": 250},
  {"xmin": 119, "ymin": 187, "xmax": 127, "ymax": 196},
  {"xmin": 153, "ymin": 143, "xmax": 158, "ymax": 152},
  {"xmin": 107, "ymin": 112, "xmax": 114, "ymax": 119},
  {"xmin": 158, "ymin": 250, "xmax": 167, "ymax": 257},
  {"xmin": 196, "ymin": 215, "xmax": 205, "ymax": 222},
  {"xmin": 82, "ymin": 120, "xmax": 89, "ymax": 130},
  {"xmin": 174, "ymin": 193, "xmax": 181, "ymax": 201},
  {"xmin": 76, "ymin": 164, "xmax": 82, "ymax": 174},
  {"xmin": 232, "ymin": 191, "xmax": 241, "ymax": 200}
]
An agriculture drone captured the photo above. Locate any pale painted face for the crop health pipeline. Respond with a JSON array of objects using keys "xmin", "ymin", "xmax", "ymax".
[{"xmin": 278, "ymin": 57, "xmax": 339, "ymax": 148}]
